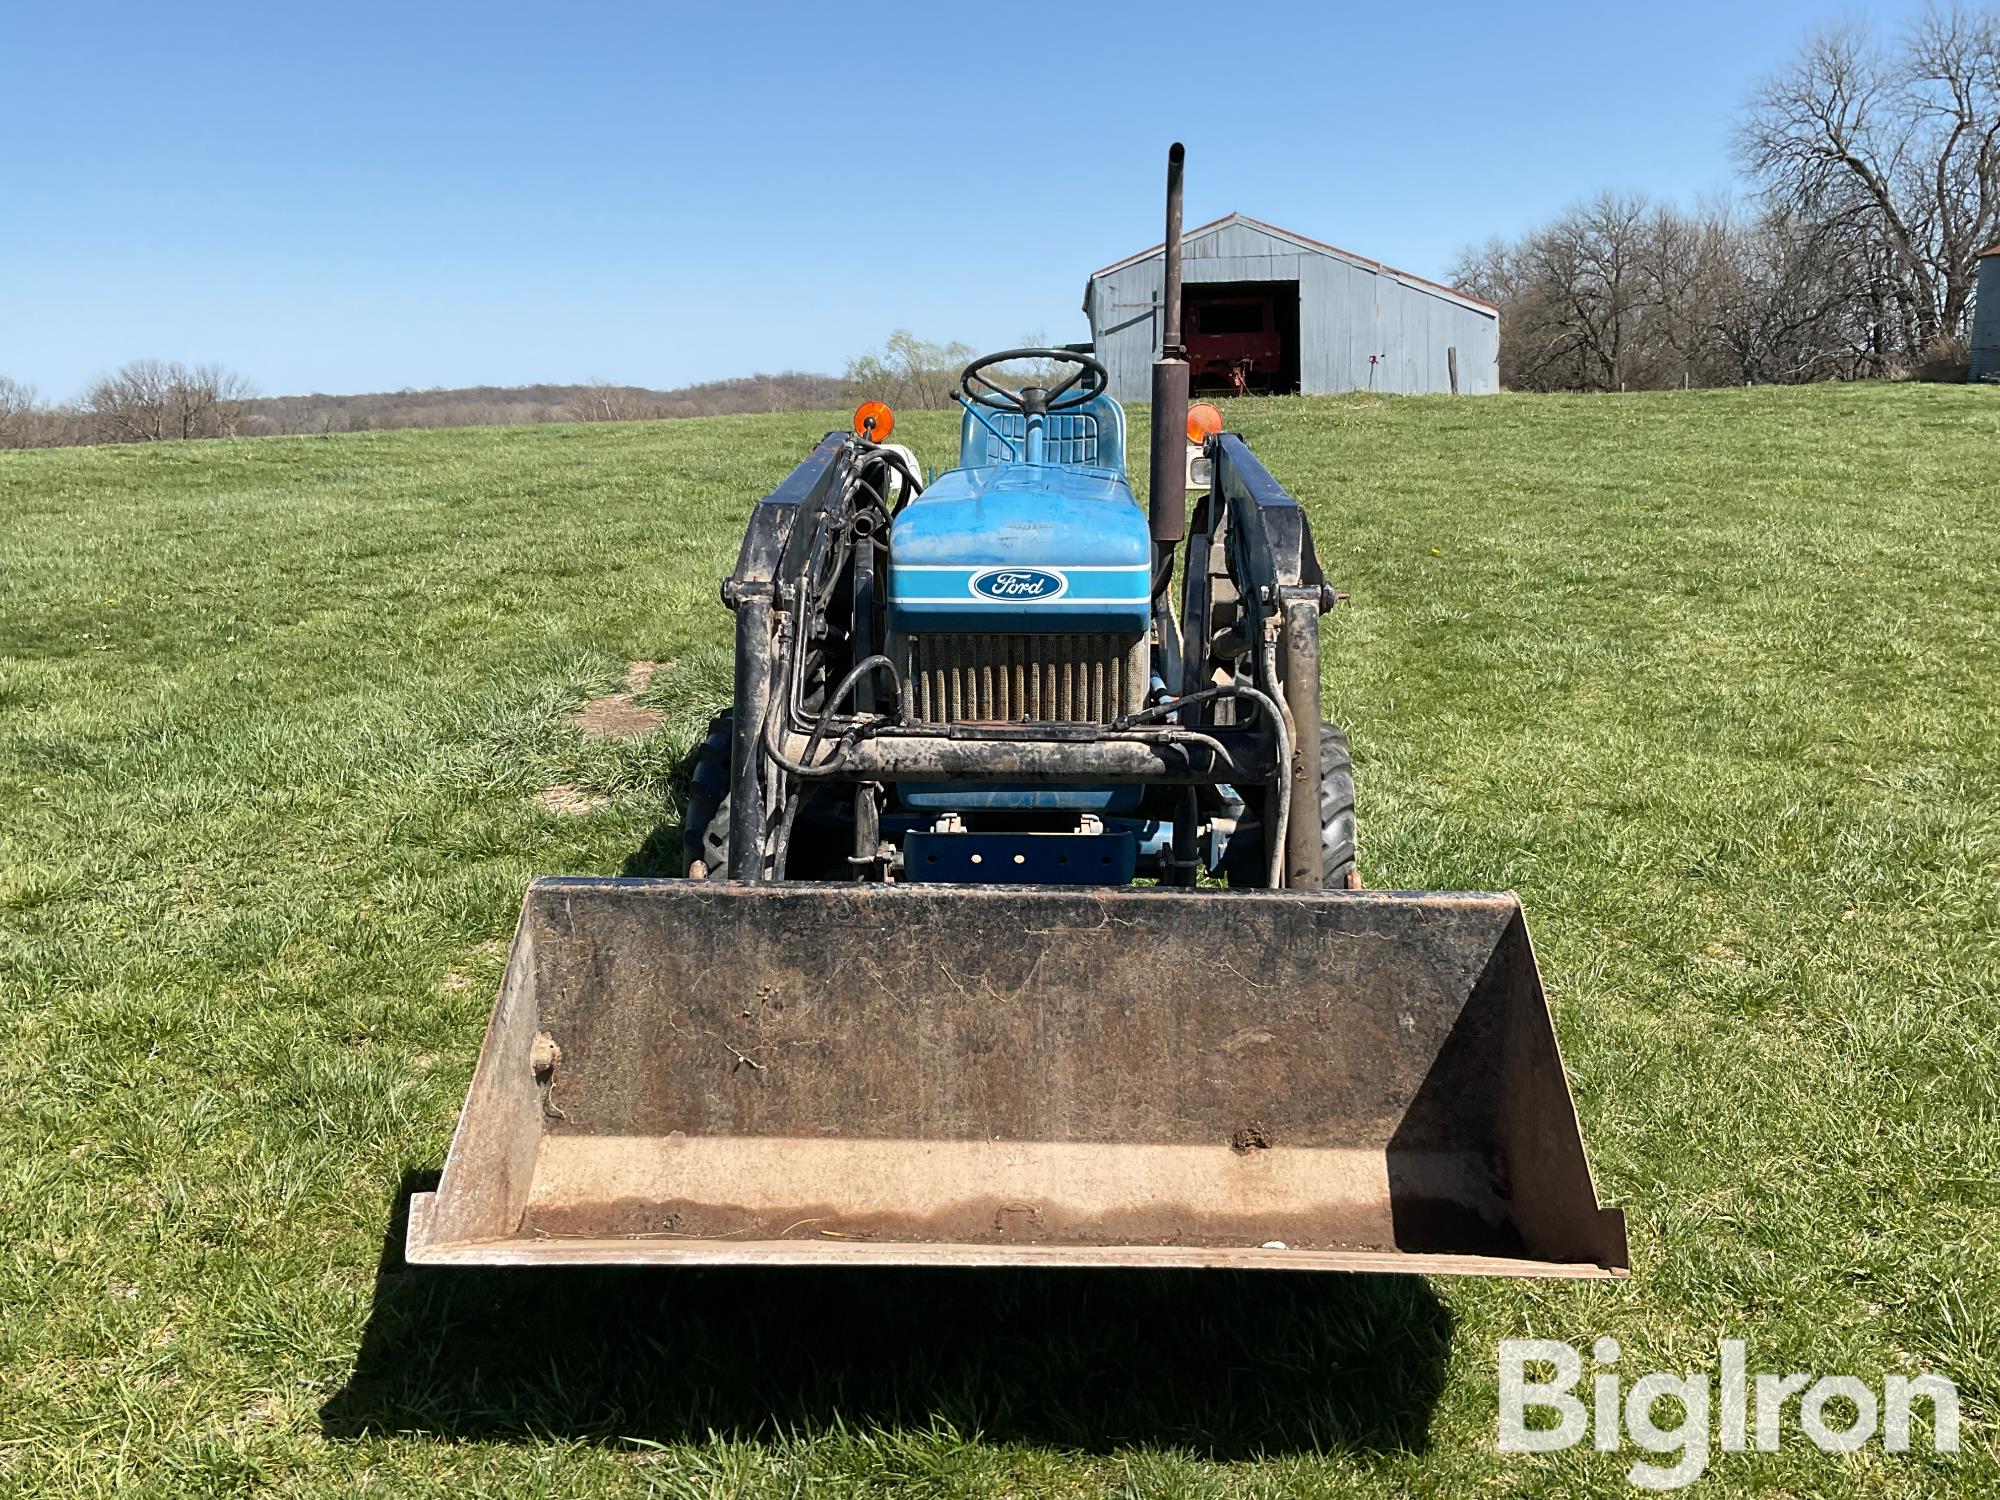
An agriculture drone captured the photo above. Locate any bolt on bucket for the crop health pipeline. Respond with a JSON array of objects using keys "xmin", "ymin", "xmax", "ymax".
[{"xmin": 407, "ymin": 879, "xmax": 1626, "ymax": 1277}]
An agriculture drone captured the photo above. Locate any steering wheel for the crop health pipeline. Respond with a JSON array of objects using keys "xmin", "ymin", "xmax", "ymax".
[{"xmin": 959, "ymin": 348, "xmax": 1109, "ymax": 416}]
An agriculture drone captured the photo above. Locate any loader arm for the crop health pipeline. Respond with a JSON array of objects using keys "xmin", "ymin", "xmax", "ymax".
[
  {"xmin": 719, "ymin": 431, "xmax": 856, "ymax": 879},
  {"xmin": 1180, "ymin": 432, "xmax": 1337, "ymax": 887}
]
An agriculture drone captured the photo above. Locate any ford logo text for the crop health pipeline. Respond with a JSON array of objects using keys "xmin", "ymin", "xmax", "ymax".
[{"xmin": 968, "ymin": 567, "xmax": 1068, "ymax": 602}]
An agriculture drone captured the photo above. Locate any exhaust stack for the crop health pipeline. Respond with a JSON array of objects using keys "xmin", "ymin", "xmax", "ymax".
[{"xmin": 1148, "ymin": 143, "xmax": 1190, "ymax": 552}]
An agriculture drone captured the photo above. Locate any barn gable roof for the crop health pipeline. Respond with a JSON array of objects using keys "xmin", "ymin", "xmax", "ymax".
[{"xmin": 1085, "ymin": 212, "xmax": 1497, "ymax": 316}]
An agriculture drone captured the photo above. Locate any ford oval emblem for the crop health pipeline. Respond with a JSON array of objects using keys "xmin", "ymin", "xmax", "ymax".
[{"xmin": 968, "ymin": 566, "xmax": 1068, "ymax": 602}]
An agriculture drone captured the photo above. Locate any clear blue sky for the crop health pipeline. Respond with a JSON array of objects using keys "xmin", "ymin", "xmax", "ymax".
[{"xmin": 0, "ymin": 0, "xmax": 1938, "ymax": 399}]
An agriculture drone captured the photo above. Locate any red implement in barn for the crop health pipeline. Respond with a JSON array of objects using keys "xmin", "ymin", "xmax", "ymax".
[{"xmin": 1186, "ymin": 294, "xmax": 1284, "ymax": 394}]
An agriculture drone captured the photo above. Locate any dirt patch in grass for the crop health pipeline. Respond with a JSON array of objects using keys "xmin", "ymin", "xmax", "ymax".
[
  {"xmin": 575, "ymin": 660, "xmax": 665, "ymax": 740},
  {"xmin": 576, "ymin": 697, "xmax": 661, "ymax": 739},
  {"xmin": 536, "ymin": 783, "xmax": 609, "ymax": 815}
]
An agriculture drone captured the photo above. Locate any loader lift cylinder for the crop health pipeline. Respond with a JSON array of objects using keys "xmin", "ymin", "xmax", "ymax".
[
  {"xmin": 728, "ymin": 589, "xmax": 774, "ymax": 879},
  {"xmin": 1280, "ymin": 590, "xmax": 1325, "ymax": 888}
]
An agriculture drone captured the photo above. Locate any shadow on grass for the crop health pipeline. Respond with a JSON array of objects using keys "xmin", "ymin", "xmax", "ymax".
[
  {"xmin": 618, "ymin": 821, "xmax": 685, "ymax": 878},
  {"xmin": 322, "ymin": 1172, "xmax": 1455, "ymax": 1458}
]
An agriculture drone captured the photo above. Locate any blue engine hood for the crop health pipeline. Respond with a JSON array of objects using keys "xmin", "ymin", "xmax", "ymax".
[{"xmin": 888, "ymin": 462, "xmax": 1151, "ymax": 634}]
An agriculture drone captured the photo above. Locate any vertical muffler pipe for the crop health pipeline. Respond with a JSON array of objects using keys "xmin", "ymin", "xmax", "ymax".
[{"xmin": 1148, "ymin": 143, "xmax": 1190, "ymax": 561}]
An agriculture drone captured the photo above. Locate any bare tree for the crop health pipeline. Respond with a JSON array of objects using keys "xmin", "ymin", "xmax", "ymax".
[
  {"xmin": 1641, "ymin": 200, "xmax": 1743, "ymax": 387},
  {"xmin": 85, "ymin": 359, "xmax": 174, "ymax": 442},
  {"xmin": 569, "ymin": 380, "xmax": 659, "ymax": 422},
  {"xmin": 1738, "ymin": 5, "xmax": 2000, "ymax": 359},
  {"xmin": 172, "ymin": 362, "xmax": 255, "ymax": 438},
  {"xmin": 1467, "ymin": 7, "xmax": 2000, "ymax": 391},
  {"xmin": 844, "ymin": 330, "xmax": 976, "ymax": 409},
  {"xmin": 1448, "ymin": 237, "xmax": 1514, "ymax": 308},
  {"xmin": 1543, "ymin": 192, "xmax": 1660, "ymax": 390},
  {"xmin": 1460, "ymin": 194, "xmax": 1686, "ymax": 391},
  {"xmin": 83, "ymin": 360, "xmax": 256, "ymax": 443},
  {"xmin": 0, "ymin": 377, "xmax": 38, "ymax": 448}
]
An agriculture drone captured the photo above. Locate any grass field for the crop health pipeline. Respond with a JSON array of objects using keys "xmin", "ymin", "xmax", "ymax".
[{"xmin": 2, "ymin": 383, "xmax": 1996, "ymax": 1496}]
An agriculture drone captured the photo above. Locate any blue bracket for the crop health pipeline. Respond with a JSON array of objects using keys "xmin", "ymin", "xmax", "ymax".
[{"xmin": 904, "ymin": 830, "xmax": 1138, "ymax": 885}]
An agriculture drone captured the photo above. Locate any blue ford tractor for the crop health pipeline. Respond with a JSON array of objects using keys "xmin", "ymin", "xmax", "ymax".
[
  {"xmin": 678, "ymin": 338, "xmax": 1353, "ymax": 893},
  {"xmin": 407, "ymin": 147, "xmax": 1626, "ymax": 1282}
]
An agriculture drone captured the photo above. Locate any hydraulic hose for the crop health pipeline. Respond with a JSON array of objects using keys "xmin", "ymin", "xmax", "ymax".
[
  {"xmin": 858, "ymin": 446, "xmax": 923, "ymax": 512},
  {"xmin": 1115, "ymin": 677, "xmax": 1291, "ymax": 887},
  {"xmin": 766, "ymin": 654, "xmax": 903, "ymax": 877},
  {"xmin": 1258, "ymin": 639, "xmax": 1296, "ymax": 888}
]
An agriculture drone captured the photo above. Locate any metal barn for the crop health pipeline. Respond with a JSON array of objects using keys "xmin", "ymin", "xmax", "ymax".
[
  {"xmin": 1973, "ymin": 246, "xmax": 2000, "ymax": 383},
  {"xmin": 1083, "ymin": 213, "xmax": 1499, "ymax": 402}
]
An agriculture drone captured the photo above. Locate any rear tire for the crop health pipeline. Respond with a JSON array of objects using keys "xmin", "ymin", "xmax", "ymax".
[{"xmin": 1222, "ymin": 721, "xmax": 1359, "ymax": 888}]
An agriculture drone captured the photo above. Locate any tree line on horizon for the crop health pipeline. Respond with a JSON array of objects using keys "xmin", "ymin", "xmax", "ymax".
[
  {"xmin": 1455, "ymin": 6, "xmax": 1998, "ymax": 391},
  {"xmin": 0, "ymin": 333, "xmax": 1036, "ymax": 452},
  {"xmin": 0, "ymin": 365, "xmax": 851, "ymax": 450}
]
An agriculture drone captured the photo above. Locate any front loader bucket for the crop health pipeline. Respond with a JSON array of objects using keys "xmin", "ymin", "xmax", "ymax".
[{"xmin": 408, "ymin": 879, "xmax": 1626, "ymax": 1276}]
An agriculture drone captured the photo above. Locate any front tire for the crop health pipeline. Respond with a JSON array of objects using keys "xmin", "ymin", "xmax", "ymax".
[
  {"xmin": 681, "ymin": 712, "xmax": 735, "ymax": 879},
  {"xmin": 680, "ymin": 712, "xmax": 850, "ymax": 880},
  {"xmin": 1222, "ymin": 721, "xmax": 1359, "ymax": 888},
  {"xmin": 1316, "ymin": 723, "xmax": 1359, "ymax": 889}
]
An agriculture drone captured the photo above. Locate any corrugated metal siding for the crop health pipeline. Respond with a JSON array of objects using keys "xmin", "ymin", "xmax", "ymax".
[
  {"xmin": 1086, "ymin": 216, "xmax": 1499, "ymax": 401},
  {"xmin": 1973, "ymin": 256, "xmax": 2000, "ymax": 383}
]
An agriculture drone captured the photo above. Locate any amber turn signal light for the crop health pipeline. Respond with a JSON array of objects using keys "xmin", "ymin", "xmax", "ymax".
[
  {"xmin": 1185, "ymin": 402, "xmax": 1223, "ymax": 445},
  {"xmin": 853, "ymin": 400, "xmax": 895, "ymax": 441}
]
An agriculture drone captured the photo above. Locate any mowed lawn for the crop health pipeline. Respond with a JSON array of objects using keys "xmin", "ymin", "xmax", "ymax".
[{"xmin": 1, "ymin": 384, "xmax": 1995, "ymax": 1497}]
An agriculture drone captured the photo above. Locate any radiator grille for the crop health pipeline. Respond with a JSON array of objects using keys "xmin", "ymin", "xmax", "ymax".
[{"xmin": 903, "ymin": 633, "xmax": 1147, "ymax": 725}]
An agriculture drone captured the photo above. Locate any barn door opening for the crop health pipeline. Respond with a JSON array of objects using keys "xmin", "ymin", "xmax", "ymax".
[{"xmin": 1182, "ymin": 280, "xmax": 1301, "ymax": 396}]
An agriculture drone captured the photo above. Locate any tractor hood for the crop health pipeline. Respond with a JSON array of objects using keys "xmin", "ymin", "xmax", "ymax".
[{"xmin": 888, "ymin": 462, "xmax": 1152, "ymax": 634}]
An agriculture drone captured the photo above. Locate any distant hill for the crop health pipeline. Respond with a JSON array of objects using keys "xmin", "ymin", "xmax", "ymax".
[{"xmin": 239, "ymin": 372, "xmax": 847, "ymax": 435}]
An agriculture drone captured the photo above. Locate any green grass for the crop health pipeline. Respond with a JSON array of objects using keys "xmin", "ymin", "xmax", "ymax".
[{"xmin": 1, "ymin": 383, "xmax": 1996, "ymax": 1496}]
